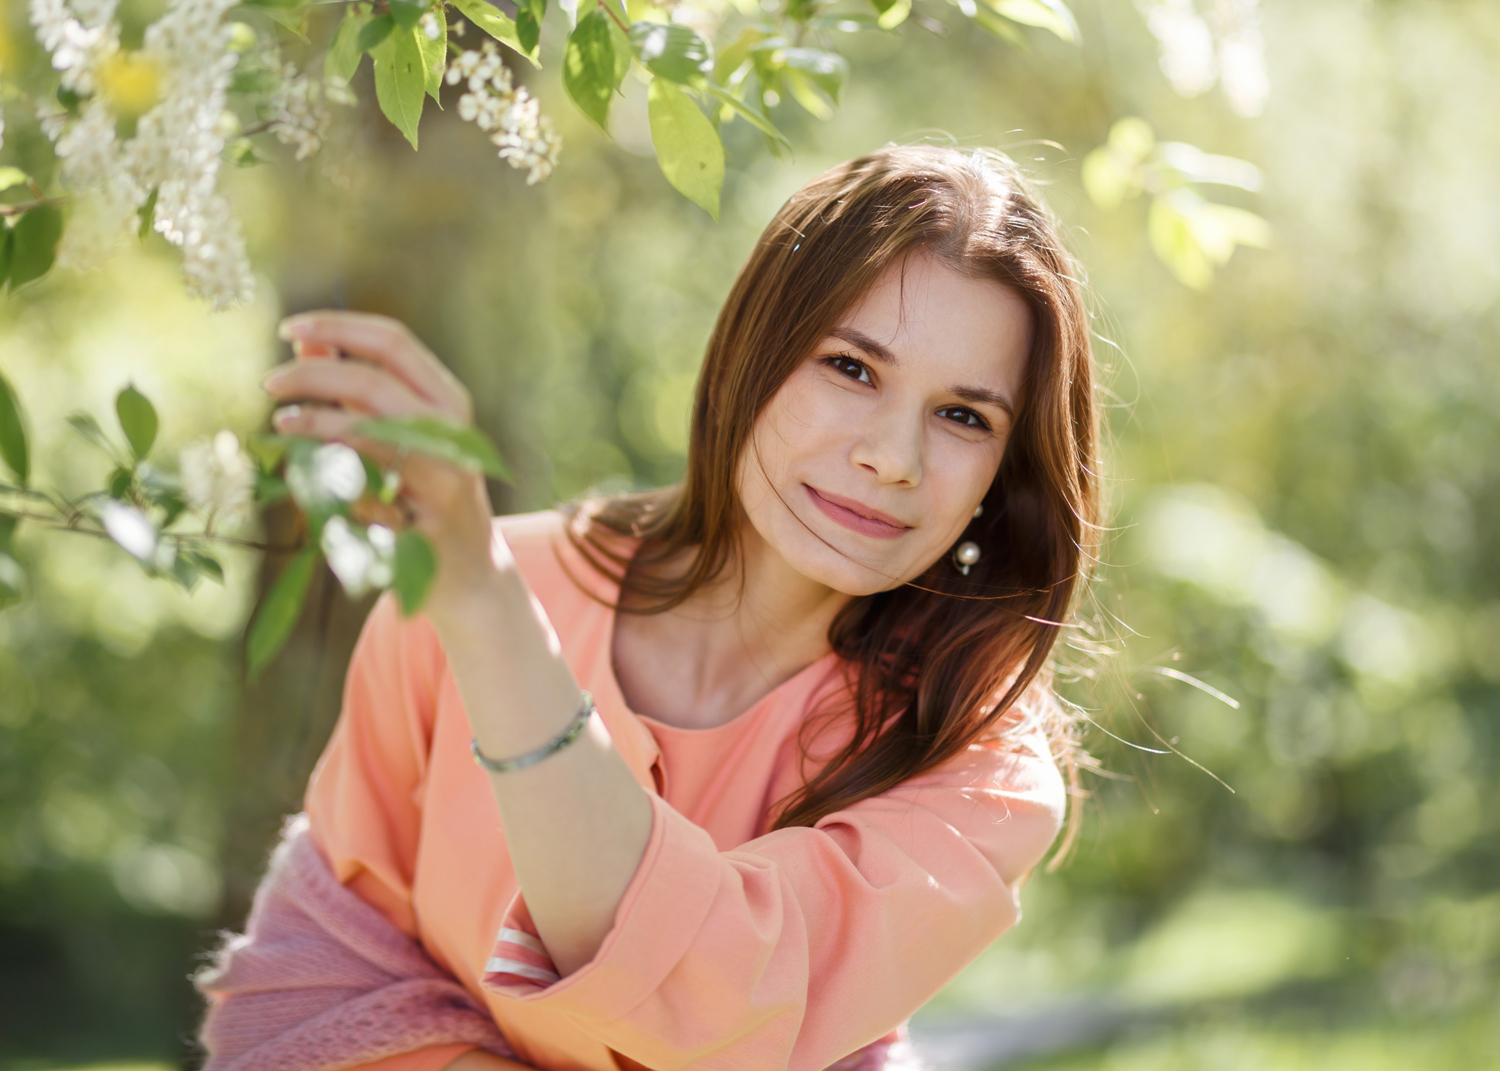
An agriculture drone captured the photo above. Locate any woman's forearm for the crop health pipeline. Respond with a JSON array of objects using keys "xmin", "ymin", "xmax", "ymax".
[{"xmin": 431, "ymin": 565, "xmax": 654, "ymax": 978}]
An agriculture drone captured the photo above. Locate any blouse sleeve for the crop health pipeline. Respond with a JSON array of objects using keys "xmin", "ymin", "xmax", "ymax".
[
  {"xmin": 303, "ymin": 590, "xmax": 480, "ymax": 1071},
  {"xmin": 483, "ymin": 734, "xmax": 1066, "ymax": 1071}
]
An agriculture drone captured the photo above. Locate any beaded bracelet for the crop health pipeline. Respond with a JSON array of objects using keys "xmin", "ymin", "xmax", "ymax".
[{"xmin": 470, "ymin": 691, "xmax": 595, "ymax": 774}]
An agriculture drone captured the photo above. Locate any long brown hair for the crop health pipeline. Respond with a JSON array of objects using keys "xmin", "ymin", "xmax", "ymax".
[{"xmin": 567, "ymin": 144, "xmax": 1099, "ymax": 849}]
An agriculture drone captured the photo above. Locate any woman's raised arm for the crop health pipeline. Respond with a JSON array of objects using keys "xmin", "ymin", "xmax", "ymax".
[{"xmin": 268, "ymin": 310, "xmax": 654, "ymax": 977}]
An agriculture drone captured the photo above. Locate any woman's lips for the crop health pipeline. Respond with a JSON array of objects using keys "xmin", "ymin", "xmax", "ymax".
[{"xmin": 804, "ymin": 485, "xmax": 911, "ymax": 540}]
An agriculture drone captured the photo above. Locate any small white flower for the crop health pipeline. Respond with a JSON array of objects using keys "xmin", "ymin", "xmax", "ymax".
[
  {"xmin": 101, "ymin": 500, "xmax": 159, "ymax": 563},
  {"xmin": 312, "ymin": 442, "xmax": 367, "ymax": 503},
  {"xmin": 420, "ymin": 11, "xmax": 441, "ymax": 39},
  {"xmin": 320, "ymin": 516, "xmax": 395, "ymax": 597},
  {"xmin": 179, "ymin": 428, "xmax": 256, "ymax": 528}
]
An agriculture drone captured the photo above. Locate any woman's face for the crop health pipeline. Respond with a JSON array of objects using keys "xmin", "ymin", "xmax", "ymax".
[{"xmin": 736, "ymin": 248, "xmax": 1035, "ymax": 597}]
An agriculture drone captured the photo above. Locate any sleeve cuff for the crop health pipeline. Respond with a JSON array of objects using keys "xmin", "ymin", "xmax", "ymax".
[{"xmin": 481, "ymin": 793, "xmax": 724, "ymax": 1021}]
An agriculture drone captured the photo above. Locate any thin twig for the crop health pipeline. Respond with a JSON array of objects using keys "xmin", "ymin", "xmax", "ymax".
[
  {"xmin": 0, "ymin": 507, "xmax": 302, "ymax": 553},
  {"xmin": 0, "ymin": 197, "xmax": 69, "ymax": 217}
]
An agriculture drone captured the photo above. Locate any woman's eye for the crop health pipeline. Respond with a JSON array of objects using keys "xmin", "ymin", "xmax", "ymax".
[
  {"xmin": 827, "ymin": 355, "xmax": 872, "ymax": 384},
  {"xmin": 938, "ymin": 406, "xmax": 990, "ymax": 431}
]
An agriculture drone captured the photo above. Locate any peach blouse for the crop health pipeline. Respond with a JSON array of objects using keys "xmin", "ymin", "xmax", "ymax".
[{"xmin": 304, "ymin": 510, "xmax": 1065, "ymax": 1071}]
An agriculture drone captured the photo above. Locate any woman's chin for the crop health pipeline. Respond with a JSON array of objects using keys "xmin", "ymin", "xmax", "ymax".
[{"xmin": 784, "ymin": 541, "xmax": 915, "ymax": 597}]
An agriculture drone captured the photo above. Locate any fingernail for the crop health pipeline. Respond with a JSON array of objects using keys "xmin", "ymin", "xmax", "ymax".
[
  {"xmin": 272, "ymin": 404, "xmax": 301, "ymax": 427},
  {"xmin": 277, "ymin": 318, "xmax": 307, "ymax": 342}
]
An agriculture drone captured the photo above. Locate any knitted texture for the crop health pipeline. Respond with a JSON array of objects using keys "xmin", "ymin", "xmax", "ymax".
[{"xmin": 195, "ymin": 814, "xmax": 517, "ymax": 1071}]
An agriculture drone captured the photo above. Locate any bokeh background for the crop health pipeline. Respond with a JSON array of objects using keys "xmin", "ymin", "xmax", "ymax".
[{"xmin": 2, "ymin": 0, "xmax": 1498, "ymax": 1068}]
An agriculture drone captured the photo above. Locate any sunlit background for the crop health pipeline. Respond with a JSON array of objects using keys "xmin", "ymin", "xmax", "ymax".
[{"xmin": 2, "ymin": 0, "xmax": 1498, "ymax": 1068}]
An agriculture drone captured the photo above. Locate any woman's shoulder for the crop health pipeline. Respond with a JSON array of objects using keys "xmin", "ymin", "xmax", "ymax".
[{"xmin": 492, "ymin": 506, "xmax": 625, "ymax": 613}]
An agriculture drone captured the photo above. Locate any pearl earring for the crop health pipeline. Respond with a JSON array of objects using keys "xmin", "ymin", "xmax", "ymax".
[
  {"xmin": 953, "ymin": 541, "xmax": 981, "ymax": 576},
  {"xmin": 972, "ymin": 504, "xmax": 984, "ymax": 518}
]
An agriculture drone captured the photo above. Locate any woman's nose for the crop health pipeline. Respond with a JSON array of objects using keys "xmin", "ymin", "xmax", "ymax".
[{"xmin": 849, "ymin": 403, "xmax": 923, "ymax": 486}]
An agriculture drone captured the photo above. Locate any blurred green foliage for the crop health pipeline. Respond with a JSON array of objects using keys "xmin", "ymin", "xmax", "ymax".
[{"xmin": 2, "ymin": 0, "xmax": 1499, "ymax": 1067}]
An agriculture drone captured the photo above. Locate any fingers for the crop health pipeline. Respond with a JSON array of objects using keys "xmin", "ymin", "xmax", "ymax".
[
  {"xmin": 271, "ymin": 403, "xmax": 402, "ymax": 468},
  {"xmin": 292, "ymin": 339, "xmax": 341, "ymax": 360},
  {"xmin": 264, "ymin": 354, "xmax": 436, "ymax": 419},
  {"xmin": 278, "ymin": 311, "xmax": 471, "ymax": 420}
]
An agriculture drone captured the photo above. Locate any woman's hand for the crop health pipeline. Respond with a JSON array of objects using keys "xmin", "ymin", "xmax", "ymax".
[{"xmin": 263, "ymin": 310, "xmax": 506, "ymax": 622}]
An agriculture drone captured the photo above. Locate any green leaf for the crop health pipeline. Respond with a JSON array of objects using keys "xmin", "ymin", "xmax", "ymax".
[
  {"xmin": 647, "ymin": 78, "xmax": 724, "ymax": 220},
  {"xmin": 157, "ymin": 492, "xmax": 187, "ymax": 529},
  {"xmin": 0, "ymin": 228, "xmax": 13, "ymax": 288},
  {"xmin": 451, "ymin": 0, "xmax": 539, "ymax": 64},
  {"xmin": 115, "ymin": 383, "xmax": 159, "ymax": 461},
  {"xmin": 107, "ymin": 466, "xmax": 133, "ymax": 499},
  {"xmin": 629, "ymin": 22, "xmax": 713, "ymax": 84},
  {"xmin": 231, "ymin": 67, "xmax": 282, "ymax": 95},
  {"xmin": 373, "ymin": 28, "xmax": 428, "ymax": 149},
  {"xmin": 0, "ymin": 370, "xmax": 28, "ymax": 486},
  {"xmin": 417, "ymin": 9, "xmax": 447, "ymax": 100},
  {"xmin": 326, "ymin": 9, "xmax": 370, "ymax": 81},
  {"xmin": 171, "ymin": 551, "xmax": 202, "ymax": 590},
  {"xmin": 874, "ymin": 0, "xmax": 910, "ymax": 29},
  {"xmin": 0, "ymin": 168, "xmax": 31, "ymax": 193},
  {"xmin": 564, "ymin": 10, "xmax": 617, "ymax": 133},
  {"xmin": 245, "ymin": 432, "xmax": 290, "ymax": 473},
  {"xmin": 989, "ymin": 0, "xmax": 1078, "ymax": 42},
  {"xmin": 184, "ymin": 549, "xmax": 225, "ymax": 585},
  {"xmin": 704, "ymin": 84, "xmax": 790, "ymax": 148},
  {"xmin": 247, "ymin": 547, "xmax": 316, "ymax": 678},
  {"xmin": 8, "ymin": 205, "xmax": 63, "ymax": 290},
  {"xmin": 782, "ymin": 69, "xmax": 831, "ymax": 118},
  {"xmin": 782, "ymin": 48, "xmax": 847, "ymax": 102},
  {"xmin": 0, "ymin": 514, "xmax": 16, "ymax": 553},
  {"xmin": 351, "ymin": 415, "xmax": 514, "ymax": 481},
  {"xmin": 390, "ymin": 0, "xmax": 426, "ymax": 32},
  {"xmin": 1157, "ymin": 141, "xmax": 1262, "ymax": 191},
  {"xmin": 357, "ymin": 13, "xmax": 395, "ymax": 53},
  {"xmin": 393, "ymin": 528, "xmax": 437, "ymax": 614},
  {"xmin": 256, "ymin": 471, "xmax": 289, "ymax": 506},
  {"xmin": 263, "ymin": 6, "xmax": 311, "ymax": 41},
  {"xmin": 713, "ymin": 26, "xmax": 765, "ymax": 82},
  {"xmin": 137, "ymin": 187, "xmax": 159, "ymax": 239},
  {"xmin": 971, "ymin": 6, "xmax": 1025, "ymax": 45},
  {"xmin": 226, "ymin": 138, "xmax": 262, "ymax": 167},
  {"xmin": 0, "ymin": 549, "xmax": 25, "ymax": 609},
  {"xmin": 517, "ymin": 0, "xmax": 544, "ymax": 54},
  {"xmin": 67, "ymin": 412, "xmax": 113, "ymax": 454}
]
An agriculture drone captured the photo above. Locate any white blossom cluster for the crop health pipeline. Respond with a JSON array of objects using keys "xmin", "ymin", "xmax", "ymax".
[
  {"xmin": 1135, "ymin": 0, "xmax": 1267, "ymax": 118},
  {"xmin": 28, "ymin": 0, "xmax": 254, "ymax": 307},
  {"xmin": 268, "ymin": 63, "xmax": 348, "ymax": 162},
  {"xmin": 30, "ymin": 0, "xmax": 121, "ymax": 95},
  {"xmin": 179, "ymin": 428, "xmax": 256, "ymax": 531},
  {"xmin": 446, "ymin": 41, "xmax": 561, "ymax": 185}
]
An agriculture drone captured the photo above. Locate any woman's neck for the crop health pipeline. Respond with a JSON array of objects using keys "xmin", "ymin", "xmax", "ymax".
[{"xmin": 611, "ymin": 524, "xmax": 852, "ymax": 730}]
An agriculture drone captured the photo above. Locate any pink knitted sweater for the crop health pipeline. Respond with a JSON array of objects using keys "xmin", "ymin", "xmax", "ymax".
[{"xmin": 194, "ymin": 814, "xmax": 519, "ymax": 1071}]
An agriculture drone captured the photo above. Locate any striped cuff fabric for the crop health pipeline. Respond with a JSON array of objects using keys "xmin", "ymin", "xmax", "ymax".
[{"xmin": 483, "ymin": 899, "xmax": 562, "ymax": 989}]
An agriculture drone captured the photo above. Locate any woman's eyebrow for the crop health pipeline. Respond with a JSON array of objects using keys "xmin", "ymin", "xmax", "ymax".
[
  {"xmin": 830, "ymin": 327, "xmax": 899, "ymax": 365},
  {"xmin": 951, "ymin": 385, "xmax": 1016, "ymax": 421}
]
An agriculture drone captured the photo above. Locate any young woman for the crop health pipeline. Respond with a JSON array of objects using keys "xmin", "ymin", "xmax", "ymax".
[{"xmin": 210, "ymin": 144, "xmax": 1098, "ymax": 1071}]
